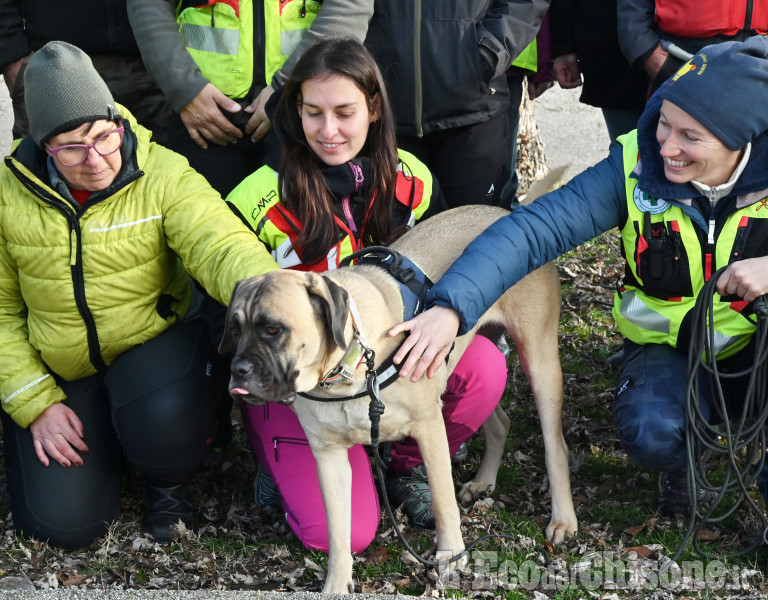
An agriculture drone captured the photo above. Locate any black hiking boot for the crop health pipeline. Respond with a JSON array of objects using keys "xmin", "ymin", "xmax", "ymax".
[
  {"xmin": 144, "ymin": 479, "xmax": 194, "ymax": 542},
  {"xmin": 385, "ymin": 464, "xmax": 436, "ymax": 530},
  {"xmin": 658, "ymin": 467, "xmax": 715, "ymax": 517}
]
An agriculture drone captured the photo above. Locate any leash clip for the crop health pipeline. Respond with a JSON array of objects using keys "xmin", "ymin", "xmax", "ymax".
[{"xmin": 365, "ymin": 349, "xmax": 386, "ymax": 448}]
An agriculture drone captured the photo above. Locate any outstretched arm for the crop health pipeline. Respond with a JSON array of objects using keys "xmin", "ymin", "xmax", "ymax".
[{"xmin": 388, "ymin": 144, "xmax": 629, "ymax": 381}]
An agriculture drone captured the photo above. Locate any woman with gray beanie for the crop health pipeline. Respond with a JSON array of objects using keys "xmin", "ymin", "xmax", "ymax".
[
  {"xmin": 0, "ymin": 41, "xmax": 278, "ymax": 548},
  {"xmin": 390, "ymin": 36, "xmax": 768, "ymax": 519}
]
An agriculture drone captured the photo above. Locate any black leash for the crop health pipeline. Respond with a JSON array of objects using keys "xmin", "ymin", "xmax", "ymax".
[
  {"xmin": 665, "ymin": 266, "xmax": 768, "ymax": 570},
  {"xmin": 362, "ymin": 349, "xmax": 528, "ymax": 572}
]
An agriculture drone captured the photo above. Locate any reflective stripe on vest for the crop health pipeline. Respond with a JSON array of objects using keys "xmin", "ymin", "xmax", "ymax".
[
  {"xmin": 263, "ymin": 0, "xmax": 322, "ymax": 86},
  {"xmin": 178, "ymin": 0, "xmax": 254, "ymax": 98},
  {"xmin": 612, "ymin": 132, "xmax": 768, "ymax": 359},
  {"xmin": 618, "ymin": 289, "xmax": 671, "ymax": 334}
]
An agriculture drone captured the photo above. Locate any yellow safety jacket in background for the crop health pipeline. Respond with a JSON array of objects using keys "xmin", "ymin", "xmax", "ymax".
[
  {"xmin": 510, "ymin": 40, "xmax": 537, "ymax": 72},
  {"xmin": 176, "ymin": 0, "xmax": 322, "ymax": 98}
]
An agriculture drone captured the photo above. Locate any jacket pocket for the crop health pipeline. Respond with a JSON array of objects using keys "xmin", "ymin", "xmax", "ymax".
[
  {"xmin": 732, "ymin": 216, "xmax": 768, "ymax": 263},
  {"xmin": 272, "ymin": 436, "xmax": 310, "ymax": 462},
  {"xmin": 634, "ymin": 217, "xmax": 693, "ymax": 298}
]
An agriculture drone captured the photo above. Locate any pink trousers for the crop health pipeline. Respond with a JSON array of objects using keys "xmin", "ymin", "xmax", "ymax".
[{"xmin": 241, "ymin": 335, "xmax": 507, "ymax": 553}]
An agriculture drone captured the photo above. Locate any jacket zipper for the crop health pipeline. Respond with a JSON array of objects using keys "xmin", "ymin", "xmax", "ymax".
[
  {"xmin": 6, "ymin": 159, "xmax": 108, "ymax": 372},
  {"xmin": 69, "ymin": 217, "xmax": 108, "ymax": 371},
  {"xmin": 413, "ymin": 0, "xmax": 423, "ymax": 138},
  {"xmin": 670, "ymin": 220, "xmax": 681, "ymax": 262},
  {"xmin": 255, "ymin": 0, "xmax": 266, "ymax": 90},
  {"xmin": 732, "ymin": 216, "xmax": 749, "ymax": 260},
  {"xmin": 703, "ymin": 188, "xmax": 720, "ymax": 281}
]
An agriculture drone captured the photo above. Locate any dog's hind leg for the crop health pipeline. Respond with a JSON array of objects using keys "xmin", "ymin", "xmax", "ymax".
[
  {"xmin": 313, "ymin": 444, "xmax": 355, "ymax": 594},
  {"xmin": 499, "ymin": 266, "xmax": 577, "ymax": 544},
  {"xmin": 459, "ymin": 404, "xmax": 510, "ymax": 503}
]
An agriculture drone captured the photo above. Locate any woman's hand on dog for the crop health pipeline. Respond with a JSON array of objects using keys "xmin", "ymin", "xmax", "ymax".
[
  {"xmin": 30, "ymin": 403, "xmax": 89, "ymax": 467},
  {"xmin": 389, "ymin": 306, "xmax": 460, "ymax": 381}
]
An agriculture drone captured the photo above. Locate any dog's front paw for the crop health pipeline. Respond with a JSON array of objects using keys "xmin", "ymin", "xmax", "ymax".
[
  {"xmin": 435, "ymin": 546, "xmax": 467, "ymax": 582},
  {"xmin": 545, "ymin": 515, "xmax": 578, "ymax": 545},
  {"xmin": 458, "ymin": 479, "xmax": 496, "ymax": 504},
  {"xmin": 322, "ymin": 575, "xmax": 355, "ymax": 594}
]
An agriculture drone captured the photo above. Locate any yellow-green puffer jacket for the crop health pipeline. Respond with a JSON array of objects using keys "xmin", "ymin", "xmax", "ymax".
[{"xmin": 0, "ymin": 107, "xmax": 278, "ymax": 427}]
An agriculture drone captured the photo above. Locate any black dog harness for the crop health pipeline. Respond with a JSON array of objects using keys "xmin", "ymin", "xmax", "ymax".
[{"xmin": 298, "ymin": 246, "xmax": 433, "ymax": 401}]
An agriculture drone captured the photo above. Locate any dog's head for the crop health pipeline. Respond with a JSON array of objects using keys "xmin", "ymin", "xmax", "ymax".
[{"xmin": 219, "ymin": 270, "xmax": 351, "ymax": 405}]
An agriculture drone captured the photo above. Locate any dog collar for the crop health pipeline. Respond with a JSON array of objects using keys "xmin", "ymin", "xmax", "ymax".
[
  {"xmin": 302, "ymin": 247, "xmax": 432, "ymax": 400},
  {"xmin": 318, "ymin": 297, "xmax": 370, "ymax": 388}
]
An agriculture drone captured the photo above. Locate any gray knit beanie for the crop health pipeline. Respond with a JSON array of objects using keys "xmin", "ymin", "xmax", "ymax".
[
  {"xmin": 24, "ymin": 41, "xmax": 121, "ymax": 147},
  {"xmin": 661, "ymin": 36, "xmax": 768, "ymax": 151}
]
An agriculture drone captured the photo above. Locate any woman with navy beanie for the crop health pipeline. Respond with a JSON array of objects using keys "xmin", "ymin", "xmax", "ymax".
[{"xmin": 391, "ymin": 36, "xmax": 768, "ymax": 517}]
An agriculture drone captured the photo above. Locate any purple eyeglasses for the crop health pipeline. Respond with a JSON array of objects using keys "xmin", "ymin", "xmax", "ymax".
[{"xmin": 46, "ymin": 125, "xmax": 125, "ymax": 167}]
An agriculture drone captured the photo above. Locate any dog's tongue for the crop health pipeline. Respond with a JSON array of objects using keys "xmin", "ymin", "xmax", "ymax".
[{"xmin": 230, "ymin": 387, "xmax": 249, "ymax": 396}]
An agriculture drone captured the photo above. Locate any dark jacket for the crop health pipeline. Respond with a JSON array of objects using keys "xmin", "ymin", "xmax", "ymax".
[
  {"xmin": 549, "ymin": 0, "xmax": 646, "ymax": 110},
  {"xmin": 0, "ymin": 0, "xmax": 140, "ymax": 69},
  {"xmin": 364, "ymin": 0, "xmax": 549, "ymax": 137},
  {"xmin": 426, "ymin": 85, "xmax": 768, "ymax": 334}
]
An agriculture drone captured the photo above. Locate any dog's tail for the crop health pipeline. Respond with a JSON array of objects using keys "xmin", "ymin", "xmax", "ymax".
[{"xmin": 519, "ymin": 165, "xmax": 569, "ymax": 206}]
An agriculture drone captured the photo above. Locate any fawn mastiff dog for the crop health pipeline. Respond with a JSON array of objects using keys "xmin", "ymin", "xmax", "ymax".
[{"xmin": 220, "ymin": 204, "xmax": 577, "ymax": 593}]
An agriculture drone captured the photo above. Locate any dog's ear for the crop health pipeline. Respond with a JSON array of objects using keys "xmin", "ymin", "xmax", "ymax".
[
  {"xmin": 306, "ymin": 273, "xmax": 350, "ymax": 351},
  {"xmin": 219, "ymin": 278, "xmax": 248, "ymax": 354}
]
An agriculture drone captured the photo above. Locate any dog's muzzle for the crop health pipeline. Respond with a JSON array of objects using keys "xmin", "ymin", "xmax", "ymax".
[{"xmin": 227, "ymin": 354, "xmax": 297, "ymax": 406}]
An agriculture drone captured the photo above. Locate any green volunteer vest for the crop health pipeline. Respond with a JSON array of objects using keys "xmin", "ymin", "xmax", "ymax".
[
  {"xmin": 263, "ymin": 0, "xmax": 322, "ymax": 86},
  {"xmin": 177, "ymin": 0, "xmax": 255, "ymax": 98},
  {"xmin": 510, "ymin": 40, "xmax": 537, "ymax": 73},
  {"xmin": 612, "ymin": 133, "xmax": 768, "ymax": 359},
  {"xmin": 177, "ymin": 0, "xmax": 321, "ymax": 98}
]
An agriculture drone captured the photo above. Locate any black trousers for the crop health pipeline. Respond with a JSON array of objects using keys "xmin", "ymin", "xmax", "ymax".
[
  {"xmin": 398, "ymin": 109, "xmax": 511, "ymax": 209},
  {"xmin": 1, "ymin": 319, "xmax": 227, "ymax": 549}
]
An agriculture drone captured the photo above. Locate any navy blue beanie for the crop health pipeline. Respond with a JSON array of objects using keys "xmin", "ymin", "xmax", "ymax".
[{"xmin": 661, "ymin": 36, "xmax": 768, "ymax": 150}]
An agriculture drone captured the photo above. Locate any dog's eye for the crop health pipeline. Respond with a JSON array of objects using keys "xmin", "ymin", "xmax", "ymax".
[
  {"xmin": 229, "ymin": 327, "xmax": 240, "ymax": 340},
  {"xmin": 263, "ymin": 325, "xmax": 283, "ymax": 337}
]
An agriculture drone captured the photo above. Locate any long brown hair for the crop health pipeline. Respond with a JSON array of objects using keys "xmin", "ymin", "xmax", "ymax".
[{"xmin": 273, "ymin": 38, "xmax": 399, "ymax": 264}]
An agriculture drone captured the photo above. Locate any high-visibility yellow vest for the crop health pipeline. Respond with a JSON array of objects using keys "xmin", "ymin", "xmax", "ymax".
[
  {"xmin": 176, "ymin": 0, "xmax": 321, "ymax": 98},
  {"xmin": 263, "ymin": 0, "xmax": 322, "ymax": 86},
  {"xmin": 612, "ymin": 132, "xmax": 768, "ymax": 359},
  {"xmin": 226, "ymin": 150, "xmax": 434, "ymax": 271}
]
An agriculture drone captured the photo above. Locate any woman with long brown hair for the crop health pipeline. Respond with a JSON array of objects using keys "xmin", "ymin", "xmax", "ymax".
[{"xmin": 227, "ymin": 37, "xmax": 507, "ymax": 553}]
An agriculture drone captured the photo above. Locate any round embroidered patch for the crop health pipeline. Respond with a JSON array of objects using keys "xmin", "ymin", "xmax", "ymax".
[{"xmin": 633, "ymin": 187, "xmax": 670, "ymax": 214}]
